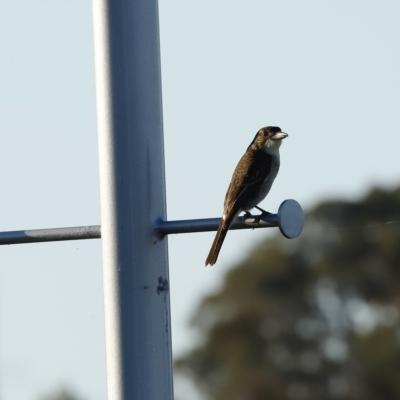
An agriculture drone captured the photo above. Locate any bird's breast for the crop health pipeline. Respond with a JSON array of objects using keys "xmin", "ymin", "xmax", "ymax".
[
  {"xmin": 241, "ymin": 155, "xmax": 280, "ymax": 211},
  {"xmin": 258, "ymin": 158, "xmax": 280, "ymax": 196}
]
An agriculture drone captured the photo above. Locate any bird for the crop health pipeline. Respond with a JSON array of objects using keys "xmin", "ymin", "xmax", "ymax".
[{"xmin": 205, "ymin": 126, "xmax": 288, "ymax": 266}]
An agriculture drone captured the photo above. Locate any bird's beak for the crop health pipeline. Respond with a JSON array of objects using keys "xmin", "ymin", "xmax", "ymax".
[{"xmin": 271, "ymin": 132, "xmax": 288, "ymax": 140}]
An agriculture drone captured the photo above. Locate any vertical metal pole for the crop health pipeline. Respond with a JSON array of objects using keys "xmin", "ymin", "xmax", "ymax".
[{"xmin": 92, "ymin": 1, "xmax": 173, "ymax": 399}]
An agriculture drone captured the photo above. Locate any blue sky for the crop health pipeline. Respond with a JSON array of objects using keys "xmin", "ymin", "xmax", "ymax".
[{"xmin": 0, "ymin": 1, "xmax": 399, "ymax": 399}]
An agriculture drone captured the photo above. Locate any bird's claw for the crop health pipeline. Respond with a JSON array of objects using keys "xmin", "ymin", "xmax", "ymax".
[
  {"xmin": 255, "ymin": 206, "xmax": 271, "ymax": 216},
  {"xmin": 243, "ymin": 211, "xmax": 256, "ymax": 223},
  {"xmin": 243, "ymin": 208, "xmax": 272, "ymax": 224}
]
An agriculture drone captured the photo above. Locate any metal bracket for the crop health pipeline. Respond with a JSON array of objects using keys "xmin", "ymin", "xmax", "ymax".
[{"xmin": 155, "ymin": 199, "xmax": 304, "ymax": 239}]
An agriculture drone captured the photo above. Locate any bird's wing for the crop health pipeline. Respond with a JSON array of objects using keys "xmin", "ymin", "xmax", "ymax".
[
  {"xmin": 224, "ymin": 150, "xmax": 273, "ymax": 212},
  {"xmin": 206, "ymin": 150, "xmax": 272, "ymax": 266}
]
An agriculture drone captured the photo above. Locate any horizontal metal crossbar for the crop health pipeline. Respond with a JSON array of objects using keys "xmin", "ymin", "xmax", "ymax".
[
  {"xmin": 155, "ymin": 199, "xmax": 304, "ymax": 239},
  {"xmin": 0, "ymin": 200, "xmax": 303, "ymax": 245},
  {"xmin": 0, "ymin": 225, "xmax": 101, "ymax": 245},
  {"xmin": 154, "ymin": 213, "xmax": 279, "ymax": 235}
]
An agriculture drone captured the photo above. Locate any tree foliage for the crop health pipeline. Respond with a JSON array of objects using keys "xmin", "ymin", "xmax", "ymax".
[{"xmin": 175, "ymin": 186, "xmax": 400, "ymax": 400}]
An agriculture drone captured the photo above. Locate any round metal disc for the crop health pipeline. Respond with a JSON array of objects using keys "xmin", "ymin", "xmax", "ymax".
[{"xmin": 277, "ymin": 199, "xmax": 304, "ymax": 239}]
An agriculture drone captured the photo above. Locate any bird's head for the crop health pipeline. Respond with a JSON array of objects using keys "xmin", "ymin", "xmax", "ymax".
[{"xmin": 249, "ymin": 126, "xmax": 288, "ymax": 151}]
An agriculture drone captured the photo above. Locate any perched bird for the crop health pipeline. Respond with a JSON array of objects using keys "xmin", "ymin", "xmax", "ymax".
[{"xmin": 205, "ymin": 126, "xmax": 288, "ymax": 266}]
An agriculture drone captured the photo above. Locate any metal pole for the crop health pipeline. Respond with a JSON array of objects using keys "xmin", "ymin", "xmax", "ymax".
[{"xmin": 92, "ymin": 0, "xmax": 173, "ymax": 399}]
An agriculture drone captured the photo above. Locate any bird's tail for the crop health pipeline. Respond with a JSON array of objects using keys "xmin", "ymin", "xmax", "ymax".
[{"xmin": 205, "ymin": 212, "xmax": 237, "ymax": 266}]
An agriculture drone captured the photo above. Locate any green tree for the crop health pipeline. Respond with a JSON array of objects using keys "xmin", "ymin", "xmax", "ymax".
[{"xmin": 175, "ymin": 186, "xmax": 400, "ymax": 400}]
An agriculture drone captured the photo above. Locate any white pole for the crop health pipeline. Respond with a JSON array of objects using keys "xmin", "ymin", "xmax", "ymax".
[{"xmin": 92, "ymin": 0, "xmax": 173, "ymax": 399}]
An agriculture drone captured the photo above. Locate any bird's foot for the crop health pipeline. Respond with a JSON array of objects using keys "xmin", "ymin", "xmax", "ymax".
[
  {"xmin": 243, "ymin": 208, "xmax": 272, "ymax": 224},
  {"xmin": 243, "ymin": 211, "xmax": 257, "ymax": 223},
  {"xmin": 255, "ymin": 206, "xmax": 271, "ymax": 217}
]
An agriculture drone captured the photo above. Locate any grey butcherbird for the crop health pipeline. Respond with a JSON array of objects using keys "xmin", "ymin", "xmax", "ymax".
[{"xmin": 205, "ymin": 126, "xmax": 288, "ymax": 266}]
